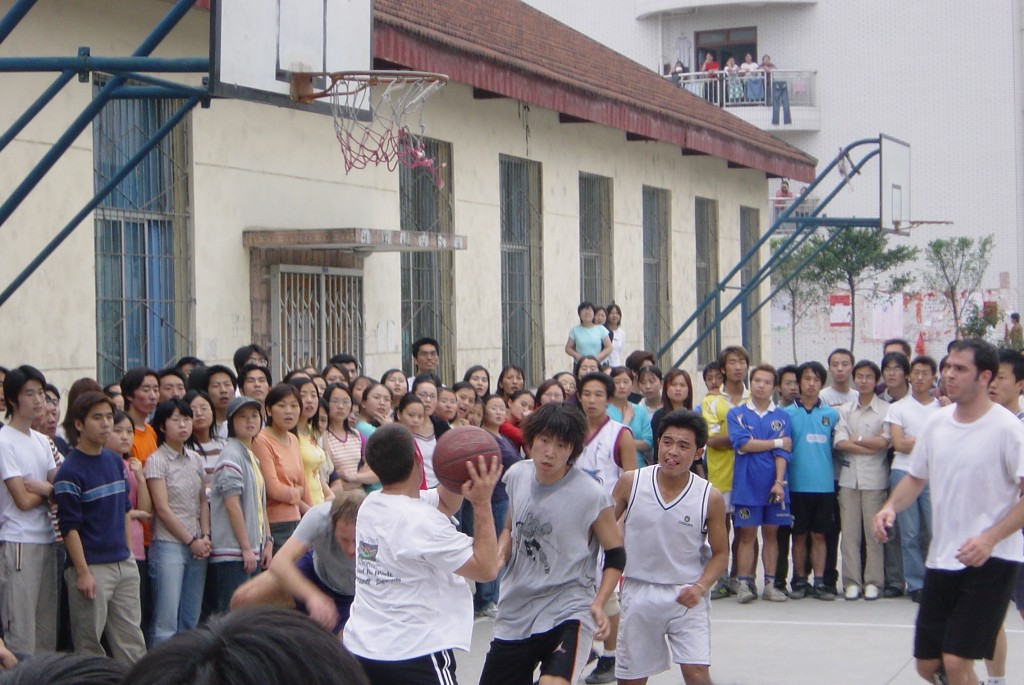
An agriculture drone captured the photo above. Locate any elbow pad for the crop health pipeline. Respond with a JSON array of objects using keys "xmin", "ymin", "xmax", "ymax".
[{"xmin": 603, "ymin": 546, "xmax": 626, "ymax": 572}]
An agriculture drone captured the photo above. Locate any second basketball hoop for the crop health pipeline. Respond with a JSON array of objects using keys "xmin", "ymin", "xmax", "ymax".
[{"xmin": 291, "ymin": 70, "xmax": 449, "ymax": 187}]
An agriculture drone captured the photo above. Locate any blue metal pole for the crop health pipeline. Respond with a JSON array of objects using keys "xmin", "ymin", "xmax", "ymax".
[
  {"xmin": 655, "ymin": 138, "xmax": 880, "ymax": 361},
  {"xmin": 748, "ymin": 228, "xmax": 847, "ymax": 317},
  {"xmin": 110, "ymin": 85, "xmax": 208, "ymax": 99},
  {"xmin": 0, "ymin": 70, "xmax": 75, "ymax": 152},
  {"xmin": 0, "ymin": 96, "xmax": 201, "ymax": 309},
  {"xmin": 0, "ymin": 56, "xmax": 209, "ymax": 72},
  {"xmin": 0, "ymin": 0, "xmax": 39, "ymax": 45},
  {"xmin": 0, "ymin": 0, "xmax": 198, "ymax": 231}
]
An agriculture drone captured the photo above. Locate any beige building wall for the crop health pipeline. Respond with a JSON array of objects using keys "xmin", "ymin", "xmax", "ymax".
[{"xmin": 0, "ymin": 0, "xmax": 774, "ymax": 397}]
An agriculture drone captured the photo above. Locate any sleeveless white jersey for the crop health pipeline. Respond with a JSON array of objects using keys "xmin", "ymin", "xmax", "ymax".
[
  {"xmin": 576, "ymin": 418, "xmax": 630, "ymax": 497},
  {"xmin": 622, "ymin": 465, "xmax": 712, "ymax": 585}
]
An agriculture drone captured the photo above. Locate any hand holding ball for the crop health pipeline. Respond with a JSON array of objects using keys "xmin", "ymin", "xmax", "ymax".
[{"xmin": 433, "ymin": 426, "xmax": 502, "ymax": 497}]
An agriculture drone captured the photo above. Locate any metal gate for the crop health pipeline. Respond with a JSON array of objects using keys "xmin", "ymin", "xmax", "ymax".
[{"xmin": 271, "ymin": 266, "xmax": 364, "ymax": 380}]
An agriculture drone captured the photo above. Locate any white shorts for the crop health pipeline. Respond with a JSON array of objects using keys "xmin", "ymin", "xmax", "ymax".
[
  {"xmin": 722, "ymin": 490, "xmax": 734, "ymax": 514},
  {"xmin": 615, "ymin": 578, "xmax": 711, "ymax": 680}
]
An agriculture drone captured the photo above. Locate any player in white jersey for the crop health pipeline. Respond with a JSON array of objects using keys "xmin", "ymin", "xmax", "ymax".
[
  {"xmin": 575, "ymin": 372, "xmax": 636, "ymax": 683},
  {"xmin": 611, "ymin": 409, "xmax": 728, "ymax": 685}
]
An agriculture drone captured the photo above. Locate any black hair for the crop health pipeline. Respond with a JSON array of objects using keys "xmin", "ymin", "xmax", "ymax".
[
  {"xmin": 411, "ymin": 337, "xmax": 440, "ymax": 358},
  {"xmin": 3, "ymin": 365, "xmax": 48, "ymax": 420},
  {"xmin": 778, "ymin": 364, "xmax": 799, "ymax": 381},
  {"xmin": 624, "ymin": 350, "xmax": 656, "ymax": 374},
  {"xmin": 701, "ymin": 362, "xmax": 722, "ymax": 382},
  {"xmin": 852, "ymin": 359, "xmax": 882, "ymax": 383},
  {"xmin": 947, "ymin": 338, "xmax": 999, "ymax": 379},
  {"xmin": 0, "ymin": 653, "xmax": 127, "ymax": 685},
  {"xmin": 411, "ymin": 373, "xmax": 442, "ymax": 394},
  {"xmin": 637, "ymin": 365, "xmax": 663, "ymax": 384},
  {"xmin": 573, "ymin": 356, "xmax": 601, "ymax": 379},
  {"xmin": 152, "ymin": 397, "xmax": 193, "ymax": 446},
  {"xmin": 661, "ymin": 368, "xmax": 694, "ymax": 411},
  {"xmin": 282, "ymin": 369, "xmax": 311, "ymax": 383},
  {"xmin": 749, "ymin": 363, "xmax": 778, "ymax": 385},
  {"xmin": 232, "ymin": 344, "xmax": 270, "ymax": 375},
  {"xmin": 827, "ymin": 348, "xmax": 854, "ymax": 365},
  {"xmin": 910, "ymin": 355, "xmax": 938, "ymax": 376},
  {"xmin": 183, "ymin": 389, "xmax": 214, "ymax": 449},
  {"xmin": 202, "ymin": 365, "xmax": 238, "ymax": 393},
  {"xmin": 264, "ymin": 384, "xmax": 302, "ymax": 428},
  {"xmin": 379, "ymin": 368, "xmax": 406, "ymax": 387},
  {"xmin": 606, "ymin": 303, "xmax": 622, "ymax": 321},
  {"xmin": 157, "ymin": 366, "xmax": 187, "ymax": 385},
  {"xmin": 506, "ymin": 389, "xmax": 533, "ymax": 405},
  {"xmin": 45, "ymin": 383, "xmax": 60, "ymax": 400},
  {"xmin": 364, "ymin": 423, "xmax": 416, "ymax": 485},
  {"xmin": 103, "ymin": 383, "xmax": 121, "ymax": 397},
  {"xmin": 241, "ymin": 363, "xmax": 273, "ymax": 387},
  {"xmin": 880, "ymin": 351, "xmax": 911, "ymax": 376},
  {"xmin": 289, "ymin": 376, "xmax": 321, "ymax": 436},
  {"xmin": 328, "ymin": 353, "xmax": 360, "ymax": 368},
  {"xmin": 62, "ymin": 378, "xmax": 104, "ymax": 443},
  {"xmin": 321, "ymin": 363, "xmax": 350, "ymax": 384},
  {"xmin": 496, "ymin": 365, "xmax": 526, "ymax": 396},
  {"xmin": 577, "ymin": 300, "xmax": 596, "ymax": 316},
  {"xmin": 577, "ymin": 371, "xmax": 614, "ymax": 399},
  {"xmin": 998, "ymin": 348, "xmax": 1024, "ymax": 382},
  {"xmin": 66, "ymin": 391, "xmax": 114, "ymax": 446},
  {"xmin": 521, "ymin": 402, "xmax": 588, "ymax": 464},
  {"xmin": 533, "ymin": 379, "xmax": 566, "ymax": 406},
  {"xmin": 655, "ymin": 408, "xmax": 709, "ymax": 448},
  {"xmin": 797, "ymin": 360, "xmax": 828, "ymax": 386},
  {"xmin": 119, "ymin": 366, "xmax": 157, "ymax": 413},
  {"xmin": 717, "ymin": 345, "xmax": 750, "ymax": 369},
  {"xmin": 118, "ymin": 606, "xmax": 370, "ymax": 685},
  {"xmin": 175, "ymin": 356, "xmax": 203, "ymax": 371},
  {"xmin": 113, "ymin": 409, "xmax": 134, "ymax": 430},
  {"xmin": 882, "ymin": 337, "xmax": 912, "ymax": 358},
  {"xmin": 396, "ymin": 392, "xmax": 425, "ymax": 415},
  {"xmin": 462, "ymin": 365, "xmax": 491, "ymax": 394},
  {"xmin": 608, "ymin": 366, "xmax": 631, "ymax": 381}
]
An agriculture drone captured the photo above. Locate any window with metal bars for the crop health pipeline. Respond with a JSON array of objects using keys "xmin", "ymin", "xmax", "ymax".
[
  {"xmin": 579, "ymin": 173, "xmax": 613, "ymax": 304},
  {"xmin": 695, "ymin": 197, "xmax": 720, "ymax": 366},
  {"xmin": 400, "ymin": 138, "xmax": 456, "ymax": 383},
  {"xmin": 642, "ymin": 187, "xmax": 672, "ymax": 353},
  {"xmin": 93, "ymin": 81, "xmax": 193, "ymax": 385},
  {"xmin": 740, "ymin": 206, "xmax": 762, "ymax": 363},
  {"xmin": 500, "ymin": 155, "xmax": 545, "ymax": 387}
]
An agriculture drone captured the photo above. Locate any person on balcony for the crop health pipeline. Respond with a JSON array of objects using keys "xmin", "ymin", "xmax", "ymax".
[
  {"xmin": 724, "ymin": 57, "xmax": 744, "ymax": 104},
  {"xmin": 701, "ymin": 52, "xmax": 720, "ymax": 103}
]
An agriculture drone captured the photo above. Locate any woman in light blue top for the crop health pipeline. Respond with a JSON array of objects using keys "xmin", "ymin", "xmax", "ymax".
[
  {"xmin": 606, "ymin": 366, "xmax": 653, "ymax": 466},
  {"xmin": 564, "ymin": 301, "xmax": 612, "ymax": 366}
]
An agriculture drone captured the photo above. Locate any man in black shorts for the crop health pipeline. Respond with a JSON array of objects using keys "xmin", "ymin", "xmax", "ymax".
[{"xmin": 875, "ymin": 339, "xmax": 1024, "ymax": 685}]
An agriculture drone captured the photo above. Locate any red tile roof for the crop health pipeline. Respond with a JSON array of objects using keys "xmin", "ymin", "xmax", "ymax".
[{"xmin": 372, "ymin": 0, "xmax": 817, "ymax": 181}]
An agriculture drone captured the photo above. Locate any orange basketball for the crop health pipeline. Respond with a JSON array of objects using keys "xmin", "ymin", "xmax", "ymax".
[{"xmin": 433, "ymin": 426, "xmax": 500, "ymax": 492}]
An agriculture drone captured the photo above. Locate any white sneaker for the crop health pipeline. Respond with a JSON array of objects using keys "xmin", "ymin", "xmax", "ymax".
[
  {"xmin": 762, "ymin": 585, "xmax": 789, "ymax": 602},
  {"xmin": 864, "ymin": 584, "xmax": 880, "ymax": 601},
  {"xmin": 844, "ymin": 585, "xmax": 861, "ymax": 601},
  {"xmin": 736, "ymin": 582, "xmax": 756, "ymax": 604}
]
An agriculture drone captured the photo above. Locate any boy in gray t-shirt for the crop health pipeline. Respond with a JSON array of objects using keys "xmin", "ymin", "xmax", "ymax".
[{"xmin": 479, "ymin": 403, "xmax": 624, "ymax": 685}]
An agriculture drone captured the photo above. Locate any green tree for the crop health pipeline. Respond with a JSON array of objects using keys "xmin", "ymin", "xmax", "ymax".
[
  {"xmin": 770, "ymin": 237, "xmax": 836, "ymax": 363},
  {"xmin": 921, "ymin": 235, "xmax": 994, "ymax": 339},
  {"xmin": 808, "ymin": 227, "xmax": 918, "ymax": 352}
]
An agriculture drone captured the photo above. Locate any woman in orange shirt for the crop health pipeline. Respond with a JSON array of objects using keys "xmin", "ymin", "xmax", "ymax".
[{"xmin": 252, "ymin": 384, "xmax": 310, "ymax": 553}]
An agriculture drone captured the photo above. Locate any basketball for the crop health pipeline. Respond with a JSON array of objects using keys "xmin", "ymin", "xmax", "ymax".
[{"xmin": 433, "ymin": 426, "xmax": 500, "ymax": 492}]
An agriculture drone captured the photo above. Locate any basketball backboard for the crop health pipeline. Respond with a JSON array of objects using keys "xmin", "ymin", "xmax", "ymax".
[
  {"xmin": 879, "ymin": 134, "xmax": 910, "ymax": 232},
  {"xmin": 211, "ymin": 0, "xmax": 373, "ymax": 113}
]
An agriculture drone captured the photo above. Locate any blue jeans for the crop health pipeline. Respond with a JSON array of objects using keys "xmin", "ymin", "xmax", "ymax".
[
  {"xmin": 207, "ymin": 561, "xmax": 256, "ymax": 616},
  {"xmin": 772, "ymin": 81, "xmax": 792, "ymax": 125},
  {"xmin": 889, "ymin": 469, "xmax": 932, "ymax": 592},
  {"xmin": 462, "ymin": 499, "xmax": 509, "ymax": 607},
  {"xmin": 148, "ymin": 540, "xmax": 207, "ymax": 645}
]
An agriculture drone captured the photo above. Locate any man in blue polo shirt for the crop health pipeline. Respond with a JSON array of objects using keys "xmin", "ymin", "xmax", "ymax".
[
  {"xmin": 727, "ymin": 363, "xmax": 792, "ymax": 604},
  {"xmin": 784, "ymin": 361, "xmax": 839, "ymax": 601},
  {"xmin": 54, "ymin": 391, "xmax": 145, "ymax": 664}
]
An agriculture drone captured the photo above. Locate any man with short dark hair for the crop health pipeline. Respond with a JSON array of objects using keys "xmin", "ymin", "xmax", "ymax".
[
  {"xmin": 784, "ymin": 361, "xmax": 839, "ymax": 600},
  {"xmin": 232, "ymin": 344, "xmax": 270, "ymax": 376},
  {"xmin": 989, "ymin": 348, "xmax": 1024, "ymax": 419},
  {"xmin": 875, "ymin": 339, "xmax": 1024, "ymax": 685},
  {"xmin": 883, "ymin": 355, "xmax": 940, "ymax": 603},
  {"xmin": 344, "ymin": 424, "xmax": 501, "ymax": 685},
  {"xmin": 157, "ymin": 368, "xmax": 187, "ymax": 403},
  {"xmin": 238, "ymin": 364, "xmax": 272, "ymax": 405},
  {"xmin": 0, "ymin": 365, "xmax": 58, "ymax": 654},
  {"xmin": 328, "ymin": 354, "xmax": 360, "ymax": 383},
  {"xmin": 409, "ymin": 337, "xmax": 441, "ymax": 389},
  {"xmin": 820, "ymin": 349, "xmax": 856, "ymax": 407},
  {"xmin": 777, "ymin": 365, "xmax": 799, "ymax": 407},
  {"xmin": 54, "ymin": 392, "xmax": 145, "ymax": 663}
]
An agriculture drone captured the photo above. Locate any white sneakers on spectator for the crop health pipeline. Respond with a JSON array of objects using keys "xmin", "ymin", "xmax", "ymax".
[
  {"xmin": 762, "ymin": 585, "xmax": 788, "ymax": 602},
  {"xmin": 844, "ymin": 585, "xmax": 861, "ymax": 601},
  {"xmin": 736, "ymin": 582, "xmax": 756, "ymax": 604},
  {"xmin": 863, "ymin": 584, "xmax": 880, "ymax": 601}
]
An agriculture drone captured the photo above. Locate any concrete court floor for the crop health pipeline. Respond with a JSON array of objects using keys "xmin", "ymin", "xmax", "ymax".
[{"xmin": 455, "ymin": 596, "xmax": 1024, "ymax": 685}]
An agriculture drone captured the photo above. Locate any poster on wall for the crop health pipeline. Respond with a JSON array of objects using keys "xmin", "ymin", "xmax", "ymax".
[{"xmin": 829, "ymin": 293, "xmax": 851, "ymax": 327}]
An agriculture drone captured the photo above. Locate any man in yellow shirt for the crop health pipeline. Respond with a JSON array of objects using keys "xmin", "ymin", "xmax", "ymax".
[{"xmin": 701, "ymin": 345, "xmax": 751, "ymax": 599}]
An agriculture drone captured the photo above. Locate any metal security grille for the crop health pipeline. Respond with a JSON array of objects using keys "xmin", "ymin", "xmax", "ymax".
[
  {"xmin": 642, "ymin": 187, "xmax": 672, "ymax": 353},
  {"xmin": 500, "ymin": 155, "xmax": 545, "ymax": 386},
  {"xmin": 695, "ymin": 197, "xmax": 720, "ymax": 366},
  {"xmin": 579, "ymin": 173, "xmax": 613, "ymax": 304},
  {"xmin": 740, "ymin": 207, "xmax": 762, "ymax": 363},
  {"xmin": 93, "ymin": 80, "xmax": 193, "ymax": 385},
  {"xmin": 400, "ymin": 138, "xmax": 456, "ymax": 383},
  {"xmin": 271, "ymin": 266, "xmax": 364, "ymax": 381}
]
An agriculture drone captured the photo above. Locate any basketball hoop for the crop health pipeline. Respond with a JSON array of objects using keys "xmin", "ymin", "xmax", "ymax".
[{"xmin": 291, "ymin": 70, "xmax": 449, "ymax": 187}]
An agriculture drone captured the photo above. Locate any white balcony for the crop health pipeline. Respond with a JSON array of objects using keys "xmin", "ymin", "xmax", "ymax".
[
  {"xmin": 637, "ymin": 0, "xmax": 816, "ymax": 19},
  {"xmin": 670, "ymin": 69, "xmax": 819, "ymax": 133}
]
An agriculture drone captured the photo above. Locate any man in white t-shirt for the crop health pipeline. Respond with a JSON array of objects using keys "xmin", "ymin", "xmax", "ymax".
[
  {"xmin": 819, "ymin": 348, "xmax": 857, "ymax": 408},
  {"xmin": 875, "ymin": 339, "xmax": 1024, "ymax": 685},
  {"xmin": 883, "ymin": 355, "xmax": 941, "ymax": 601},
  {"xmin": 0, "ymin": 365, "xmax": 58, "ymax": 655},
  {"xmin": 344, "ymin": 423, "xmax": 502, "ymax": 685}
]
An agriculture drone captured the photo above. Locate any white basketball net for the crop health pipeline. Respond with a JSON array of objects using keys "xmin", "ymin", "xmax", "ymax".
[{"xmin": 328, "ymin": 72, "xmax": 448, "ymax": 187}]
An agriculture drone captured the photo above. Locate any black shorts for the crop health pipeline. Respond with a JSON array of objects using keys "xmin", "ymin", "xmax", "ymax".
[
  {"xmin": 357, "ymin": 649, "xmax": 458, "ymax": 685},
  {"xmin": 479, "ymin": 620, "xmax": 591, "ymax": 685},
  {"xmin": 914, "ymin": 558, "xmax": 1021, "ymax": 661},
  {"xmin": 790, "ymin": 491, "xmax": 836, "ymax": 535}
]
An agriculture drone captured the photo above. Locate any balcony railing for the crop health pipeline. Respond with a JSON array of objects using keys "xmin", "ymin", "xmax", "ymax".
[{"xmin": 669, "ymin": 69, "xmax": 816, "ymax": 122}]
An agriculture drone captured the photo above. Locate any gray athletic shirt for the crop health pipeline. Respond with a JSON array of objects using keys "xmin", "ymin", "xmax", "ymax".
[
  {"xmin": 494, "ymin": 460, "xmax": 612, "ymax": 640},
  {"xmin": 292, "ymin": 501, "xmax": 356, "ymax": 596}
]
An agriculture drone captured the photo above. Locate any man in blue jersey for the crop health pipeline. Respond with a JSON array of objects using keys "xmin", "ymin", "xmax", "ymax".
[
  {"xmin": 727, "ymin": 364, "xmax": 792, "ymax": 603},
  {"xmin": 784, "ymin": 361, "xmax": 839, "ymax": 600}
]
